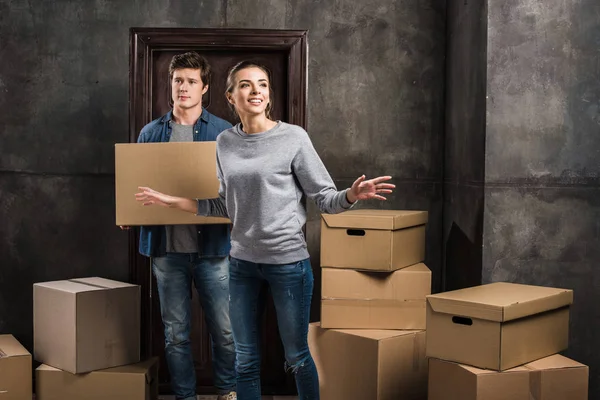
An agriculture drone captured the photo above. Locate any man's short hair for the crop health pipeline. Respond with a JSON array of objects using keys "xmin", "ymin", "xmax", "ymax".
[{"xmin": 168, "ymin": 52, "xmax": 211, "ymax": 86}]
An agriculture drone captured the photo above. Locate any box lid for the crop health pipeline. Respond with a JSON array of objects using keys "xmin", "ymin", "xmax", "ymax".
[
  {"xmin": 0, "ymin": 335, "xmax": 30, "ymax": 358},
  {"xmin": 34, "ymin": 277, "xmax": 138, "ymax": 293},
  {"xmin": 426, "ymin": 282, "xmax": 573, "ymax": 322},
  {"xmin": 321, "ymin": 209, "xmax": 428, "ymax": 230}
]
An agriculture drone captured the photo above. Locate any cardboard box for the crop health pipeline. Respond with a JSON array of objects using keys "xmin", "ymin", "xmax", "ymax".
[
  {"xmin": 428, "ymin": 355, "xmax": 589, "ymax": 400},
  {"xmin": 320, "ymin": 209, "xmax": 427, "ymax": 271},
  {"xmin": 0, "ymin": 335, "xmax": 32, "ymax": 400},
  {"xmin": 115, "ymin": 142, "xmax": 231, "ymax": 226},
  {"xmin": 426, "ymin": 282, "xmax": 573, "ymax": 371},
  {"xmin": 308, "ymin": 322, "xmax": 427, "ymax": 400},
  {"xmin": 34, "ymin": 277, "xmax": 141, "ymax": 373},
  {"xmin": 320, "ymin": 263, "xmax": 431, "ymax": 329},
  {"xmin": 35, "ymin": 357, "xmax": 159, "ymax": 400}
]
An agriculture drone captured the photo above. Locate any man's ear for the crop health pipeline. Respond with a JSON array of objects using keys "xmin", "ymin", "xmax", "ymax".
[{"xmin": 201, "ymin": 85, "xmax": 209, "ymax": 96}]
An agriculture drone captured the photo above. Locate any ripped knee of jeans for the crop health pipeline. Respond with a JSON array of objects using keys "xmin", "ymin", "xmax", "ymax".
[{"xmin": 284, "ymin": 354, "xmax": 311, "ymax": 375}]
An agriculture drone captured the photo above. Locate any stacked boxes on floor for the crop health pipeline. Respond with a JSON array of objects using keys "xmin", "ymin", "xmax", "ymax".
[
  {"xmin": 308, "ymin": 209, "xmax": 431, "ymax": 400},
  {"xmin": 32, "ymin": 277, "xmax": 159, "ymax": 400},
  {"xmin": 0, "ymin": 334, "xmax": 32, "ymax": 399},
  {"xmin": 426, "ymin": 282, "xmax": 589, "ymax": 399}
]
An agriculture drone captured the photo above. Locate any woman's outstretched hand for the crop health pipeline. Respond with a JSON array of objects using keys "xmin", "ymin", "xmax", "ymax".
[
  {"xmin": 347, "ymin": 175, "xmax": 395, "ymax": 203},
  {"xmin": 135, "ymin": 187, "xmax": 197, "ymax": 214},
  {"xmin": 135, "ymin": 187, "xmax": 178, "ymax": 207}
]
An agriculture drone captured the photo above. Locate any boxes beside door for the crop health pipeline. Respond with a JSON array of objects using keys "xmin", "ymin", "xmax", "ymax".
[
  {"xmin": 425, "ymin": 282, "xmax": 573, "ymax": 371},
  {"xmin": 320, "ymin": 209, "xmax": 428, "ymax": 272},
  {"xmin": 428, "ymin": 355, "xmax": 589, "ymax": 400},
  {"xmin": 320, "ymin": 263, "xmax": 431, "ymax": 329},
  {"xmin": 308, "ymin": 322, "xmax": 427, "ymax": 400},
  {"xmin": 0, "ymin": 334, "xmax": 32, "ymax": 400},
  {"xmin": 34, "ymin": 277, "xmax": 141, "ymax": 374}
]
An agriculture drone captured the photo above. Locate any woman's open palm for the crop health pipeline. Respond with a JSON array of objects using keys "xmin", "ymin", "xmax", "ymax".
[{"xmin": 350, "ymin": 175, "xmax": 395, "ymax": 201}]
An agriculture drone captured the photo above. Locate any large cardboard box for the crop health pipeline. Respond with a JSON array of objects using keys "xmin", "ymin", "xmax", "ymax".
[
  {"xmin": 308, "ymin": 322, "xmax": 427, "ymax": 400},
  {"xmin": 0, "ymin": 335, "xmax": 32, "ymax": 400},
  {"xmin": 35, "ymin": 357, "xmax": 159, "ymax": 400},
  {"xmin": 34, "ymin": 277, "xmax": 141, "ymax": 373},
  {"xmin": 320, "ymin": 209, "xmax": 427, "ymax": 271},
  {"xmin": 115, "ymin": 142, "xmax": 231, "ymax": 226},
  {"xmin": 428, "ymin": 355, "xmax": 589, "ymax": 400},
  {"xmin": 426, "ymin": 282, "xmax": 573, "ymax": 371},
  {"xmin": 320, "ymin": 263, "xmax": 431, "ymax": 329}
]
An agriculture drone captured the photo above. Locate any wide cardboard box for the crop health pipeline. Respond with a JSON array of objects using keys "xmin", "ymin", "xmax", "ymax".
[
  {"xmin": 34, "ymin": 277, "xmax": 141, "ymax": 373},
  {"xmin": 428, "ymin": 355, "xmax": 588, "ymax": 400},
  {"xmin": 36, "ymin": 357, "xmax": 159, "ymax": 400},
  {"xmin": 308, "ymin": 322, "xmax": 427, "ymax": 400},
  {"xmin": 320, "ymin": 209, "xmax": 427, "ymax": 271},
  {"xmin": 320, "ymin": 263, "xmax": 431, "ymax": 329},
  {"xmin": 426, "ymin": 282, "xmax": 573, "ymax": 371},
  {"xmin": 115, "ymin": 142, "xmax": 231, "ymax": 226},
  {"xmin": 0, "ymin": 335, "xmax": 32, "ymax": 400}
]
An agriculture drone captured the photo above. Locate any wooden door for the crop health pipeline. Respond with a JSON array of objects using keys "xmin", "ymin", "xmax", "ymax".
[{"xmin": 128, "ymin": 28, "xmax": 307, "ymax": 396}]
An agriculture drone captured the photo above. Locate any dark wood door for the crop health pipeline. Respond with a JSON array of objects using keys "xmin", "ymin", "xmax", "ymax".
[{"xmin": 128, "ymin": 28, "xmax": 307, "ymax": 396}]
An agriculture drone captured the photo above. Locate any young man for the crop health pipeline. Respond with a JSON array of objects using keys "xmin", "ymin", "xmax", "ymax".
[{"xmin": 135, "ymin": 52, "xmax": 236, "ymax": 400}]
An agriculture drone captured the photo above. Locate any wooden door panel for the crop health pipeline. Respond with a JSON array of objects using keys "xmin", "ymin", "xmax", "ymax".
[
  {"xmin": 129, "ymin": 28, "xmax": 307, "ymax": 396},
  {"xmin": 152, "ymin": 51, "xmax": 288, "ymax": 123}
]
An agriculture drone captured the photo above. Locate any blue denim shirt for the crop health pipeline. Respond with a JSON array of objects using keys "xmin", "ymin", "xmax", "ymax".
[{"xmin": 137, "ymin": 108, "xmax": 233, "ymax": 258}]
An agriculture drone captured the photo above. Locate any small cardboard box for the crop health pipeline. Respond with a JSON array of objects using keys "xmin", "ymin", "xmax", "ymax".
[
  {"xmin": 426, "ymin": 282, "xmax": 573, "ymax": 371},
  {"xmin": 308, "ymin": 322, "xmax": 427, "ymax": 400},
  {"xmin": 321, "ymin": 263, "xmax": 431, "ymax": 329},
  {"xmin": 428, "ymin": 355, "xmax": 589, "ymax": 400},
  {"xmin": 320, "ymin": 209, "xmax": 427, "ymax": 271},
  {"xmin": 115, "ymin": 142, "xmax": 231, "ymax": 226},
  {"xmin": 35, "ymin": 357, "xmax": 159, "ymax": 400},
  {"xmin": 34, "ymin": 277, "xmax": 141, "ymax": 374},
  {"xmin": 0, "ymin": 335, "xmax": 32, "ymax": 400}
]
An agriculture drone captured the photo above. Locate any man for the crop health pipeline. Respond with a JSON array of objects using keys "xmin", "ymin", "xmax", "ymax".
[{"xmin": 133, "ymin": 52, "xmax": 236, "ymax": 400}]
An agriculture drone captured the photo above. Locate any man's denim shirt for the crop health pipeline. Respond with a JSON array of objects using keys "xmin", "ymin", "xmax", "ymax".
[{"xmin": 137, "ymin": 108, "xmax": 233, "ymax": 258}]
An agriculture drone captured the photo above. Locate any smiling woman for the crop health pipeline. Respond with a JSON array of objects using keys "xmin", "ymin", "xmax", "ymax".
[{"xmin": 135, "ymin": 60, "xmax": 395, "ymax": 400}]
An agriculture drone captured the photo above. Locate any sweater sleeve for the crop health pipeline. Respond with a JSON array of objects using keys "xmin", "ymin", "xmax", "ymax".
[
  {"xmin": 292, "ymin": 131, "xmax": 355, "ymax": 214},
  {"xmin": 196, "ymin": 150, "xmax": 229, "ymax": 218}
]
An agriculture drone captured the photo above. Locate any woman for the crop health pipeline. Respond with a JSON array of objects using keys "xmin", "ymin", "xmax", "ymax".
[{"xmin": 136, "ymin": 61, "xmax": 395, "ymax": 400}]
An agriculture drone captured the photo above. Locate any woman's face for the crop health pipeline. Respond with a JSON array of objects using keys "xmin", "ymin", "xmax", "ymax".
[{"xmin": 228, "ymin": 67, "xmax": 271, "ymax": 118}]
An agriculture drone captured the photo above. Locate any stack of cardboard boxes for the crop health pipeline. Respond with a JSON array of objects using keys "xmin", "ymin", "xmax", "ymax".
[
  {"xmin": 0, "ymin": 277, "xmax": 159, "ymax": 400},
  {"xmin": 308, "ymin": 209, "xmax": 431, "ymax": 400},
  {"xmin": 426, "ymin": 282, "xmax": 589, "ymax": 399}
]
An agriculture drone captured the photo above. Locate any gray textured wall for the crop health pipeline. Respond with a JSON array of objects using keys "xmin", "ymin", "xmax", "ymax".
[
  {"xmin": 0, "ymin": 0, "xmax": 446, "ymax": 376},
  {"xmin": 483, "ymin": 0, "xmax": 600, "ymax": 397}
]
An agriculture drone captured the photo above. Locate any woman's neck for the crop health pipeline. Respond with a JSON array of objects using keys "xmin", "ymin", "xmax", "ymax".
[{"xmin": 239, "ymin": 114, "xmax": 277, "ymax": 134}]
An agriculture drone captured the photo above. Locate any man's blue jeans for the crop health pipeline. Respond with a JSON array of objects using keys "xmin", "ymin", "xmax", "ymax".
[
  {"xmin": 152, "ymin": 253, "xmax": 236, "ymax": 400},
  {"xmin": 229, "ymin": 257, "xmax": 320, "ymax": 400}
]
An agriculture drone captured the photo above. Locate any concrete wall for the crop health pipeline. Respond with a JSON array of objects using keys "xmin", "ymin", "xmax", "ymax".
[
  {"xmin": 0, "ymin": 0, "xmax": 446, "ymax": 371},
  {"xmin": 483, "ymin": 0, "xmax": 600, "ymax": 396}
]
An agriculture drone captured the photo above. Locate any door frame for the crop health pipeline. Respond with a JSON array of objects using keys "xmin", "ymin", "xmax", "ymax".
[{"xmin": 127, "ymin": 27, "xmax": 308, "ymax": 393}]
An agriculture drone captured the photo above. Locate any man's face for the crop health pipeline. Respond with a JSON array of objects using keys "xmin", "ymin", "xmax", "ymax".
[{"xmin": 171, "ymin": 68, "xmax": 208, "ymax": 110}]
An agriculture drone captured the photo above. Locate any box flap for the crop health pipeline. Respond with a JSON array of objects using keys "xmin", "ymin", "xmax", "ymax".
[
  {"xmin": 426, "ymin": 282, "xmax": 573, "ymax": 322},
  {"xmin": 334, "ymin": 327, "xmax": 422, "ymax": 341},
  {"xmin": 321, "ymin": 263, "xmax": 431, "ymax": 300},
  {"xmin": 321, "ymin": 209, "xmax": 428, "ymax": 230},
  {"xmin": 71, "ymin": 277, "xmax": 137, "ymax": 289},
  {"xmin": 524, "ymin": 354, "xmax": 587, "ymax": 371},
  {"xmin": 0, "ymin": 335, "xmax": 30, "ymax": 358},
  {"xmin": 461, "ymin": 363, "xmax": 530, "ymax": 375},
  {"xmin": 33, "ymin": 277, "xmax": 136, "ymax": 293}
]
